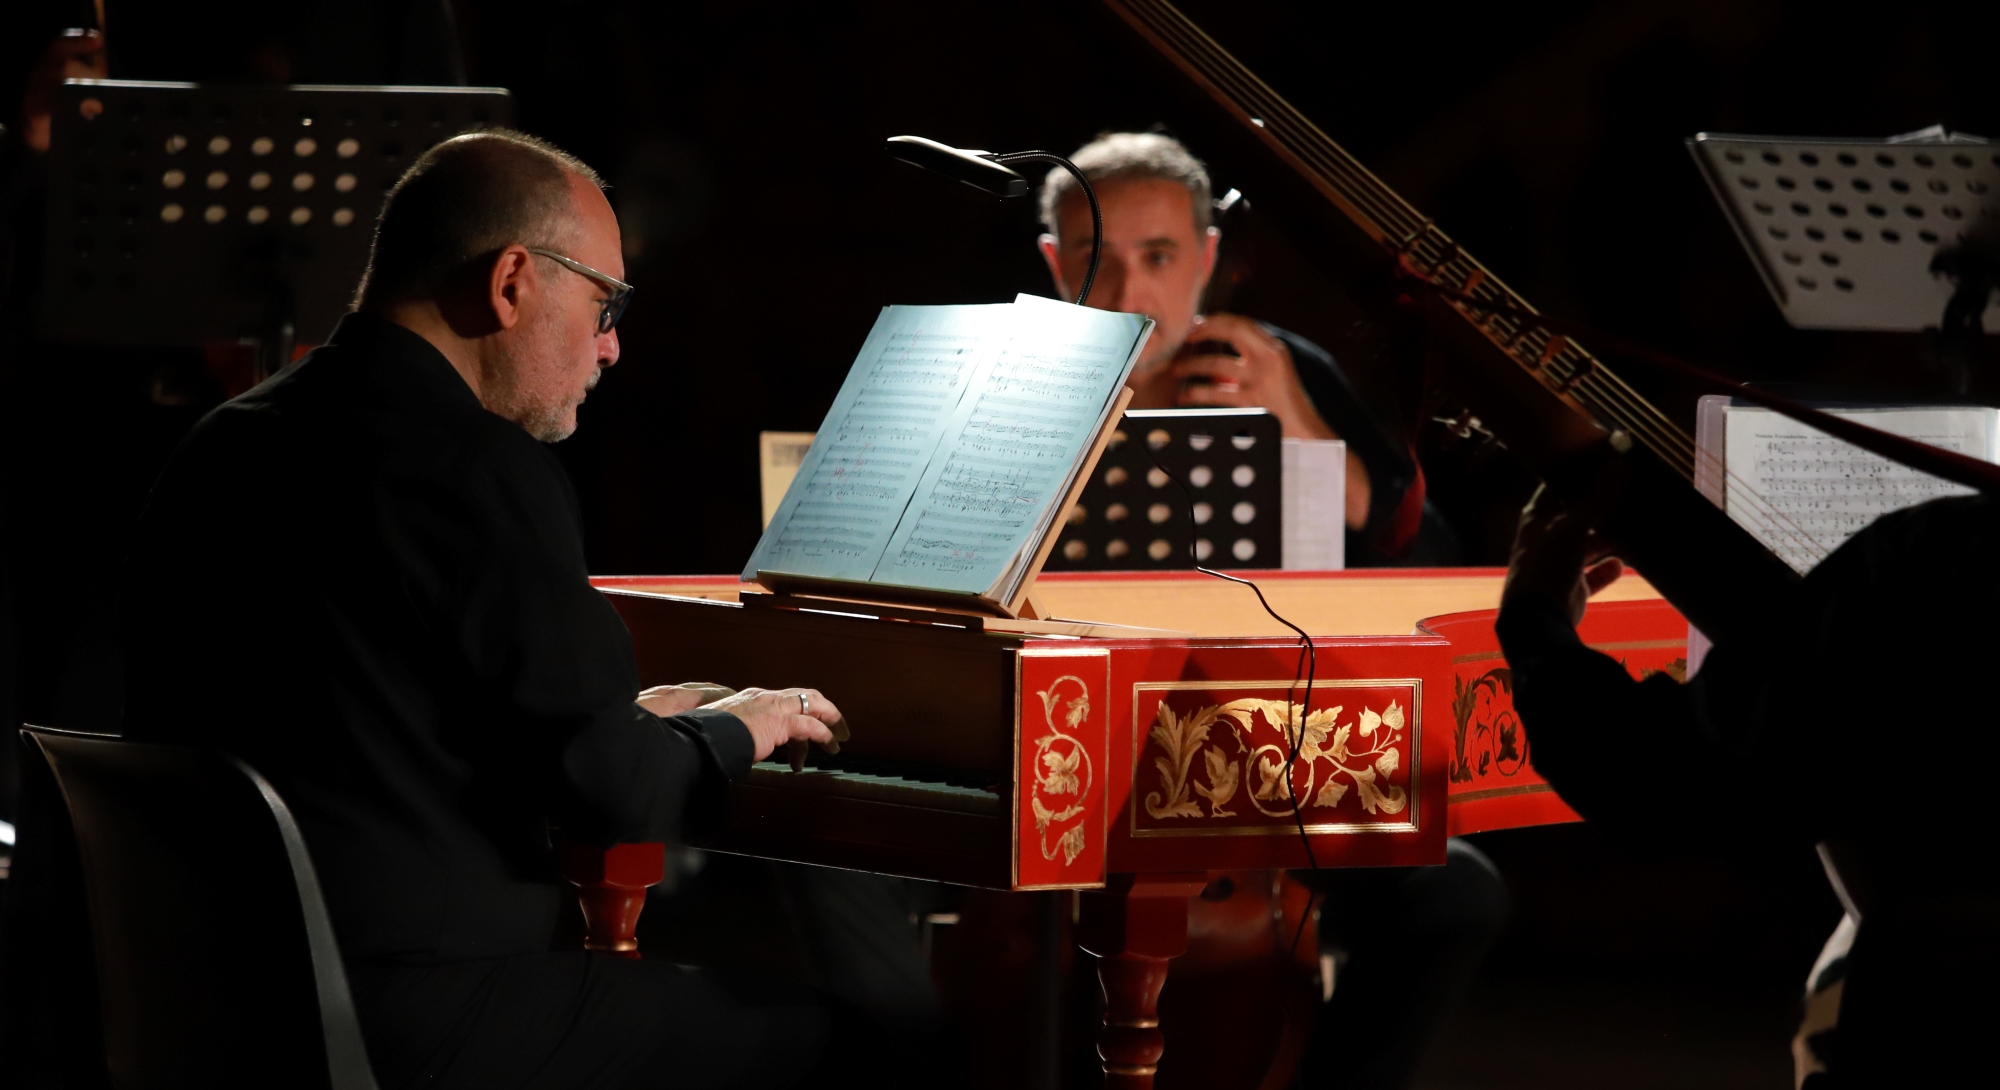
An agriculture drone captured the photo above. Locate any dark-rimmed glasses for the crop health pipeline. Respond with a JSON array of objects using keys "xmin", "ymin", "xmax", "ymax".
[{"xmin": 526, "ymin": 247, "xmax": 634, "ymax": 334}]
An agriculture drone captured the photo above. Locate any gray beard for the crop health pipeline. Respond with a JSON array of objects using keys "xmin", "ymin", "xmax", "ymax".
[
  {"xmin": 491, "ymin": 312, "xmax": 583, "ymax": 443},
  {"xmin": 519, "ymin": 402, "xmax": 575, "ymax": 444}
]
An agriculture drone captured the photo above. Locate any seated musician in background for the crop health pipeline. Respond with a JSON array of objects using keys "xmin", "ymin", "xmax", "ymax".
[
  {"xmin": 1038, "ymin": 132, "xmax": 1460, "ymax": 566},
  {"xmin": 1499, "ymin": 473, "xmax": 2000, "ymax": 1088},
  {"xmin": 120, "ymin": 131, "xmax": 896, "ymax": 1089},
  {"xmin": 1043, "ymin": 132, "xmax": 1505, "ymax": 1089}
]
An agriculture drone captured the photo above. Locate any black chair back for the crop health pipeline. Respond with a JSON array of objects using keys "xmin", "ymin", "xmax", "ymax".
[{"xmin": 20, "ymin": 727, "xmax": 378, "ymax": 1090}]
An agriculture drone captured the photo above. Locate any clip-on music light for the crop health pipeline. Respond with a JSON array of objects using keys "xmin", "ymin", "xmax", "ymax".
[
  {"xmin": 40, "ymin": 79, "xmax": 513, "ymax": 377},
  {"xmin": 885, "ymin": 135, "xmax": 1103, "ymax": 306}
]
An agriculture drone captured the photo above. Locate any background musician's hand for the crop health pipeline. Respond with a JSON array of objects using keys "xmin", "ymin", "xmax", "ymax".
[
  {"xmin": 1160, "ymin": 313, "xmax": 1374, "ymax": 527},
  {"xmin": 1167, "ymin": 314, "xmax": 1336, "ymax": 441},
  {"xmin": 1504, "ymin": 483, "xmax": 1624, "ymax": 628},
  {"xmin": 707, "ymin": 686, "xmax": 843, "ymax": 765}
]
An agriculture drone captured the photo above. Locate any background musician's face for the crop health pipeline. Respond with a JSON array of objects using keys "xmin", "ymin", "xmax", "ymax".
[
  {"xmin": 488, "ymin": 173, "xmax": 625, "ymax": 442},
  {"xmin": 1040, "ymin": 178, "xmax": 1219, "ymax": 371}
]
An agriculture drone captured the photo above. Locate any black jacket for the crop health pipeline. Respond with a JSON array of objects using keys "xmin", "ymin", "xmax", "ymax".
[
  {"xmin": 123, "ymin": 312, "xmax": 752, "ymax": 965},
  {"xmin": 1267, "ymin": 324, "xmax": 1461, "ymax": 565}
]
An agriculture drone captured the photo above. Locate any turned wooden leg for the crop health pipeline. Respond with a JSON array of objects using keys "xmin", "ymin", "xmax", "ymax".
[
  {"xmin": 555, "ymin": 840, "xmax": 666, "ymax": 959},
  {"xmin": 1077, "ymin": 873, "xmax": 1206, "ymax": 1089}
]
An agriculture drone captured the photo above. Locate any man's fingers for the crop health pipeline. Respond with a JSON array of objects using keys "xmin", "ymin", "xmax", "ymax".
[
  {"xmin": 1168, "ymin": 350, "xmax": 1247, "ymax": 373},
  {"xmin": 1177, "ymin": 383, "xmax": 1250, "ymax": 407},
  {"xmin": 790, "ymin": 716, "xmax": 835, "ymax": 745},
  {"xmin": 786, "ymin": 688, "xmax": 843, "ymax": 726},
  {"xmin": 1167, "ymin": 360, "xmax": 1249, "ymax": 392},
  {"xmin": 1188, "ymin": 312, "xmax": 1276, "ymax": 352},
  {"xmin": 1583, "ymin": 556, "xmax": 1625, "ymax": 597}
]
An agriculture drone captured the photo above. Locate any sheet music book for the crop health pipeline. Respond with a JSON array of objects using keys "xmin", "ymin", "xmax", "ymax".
[
  {"xmin": 1694, "ymin": 396, "xmax": 2000, "ymax": 574},
  {"xmin": 743, "ymin": 295, "xmax": 1152, "ymax": 612},
  {"xmin": 757, "ymin": 431, "xmax": 815, "ymax": 529}
]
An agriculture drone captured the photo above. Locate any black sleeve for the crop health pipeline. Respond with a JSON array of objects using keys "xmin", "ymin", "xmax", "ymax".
[
  {"xmin": 1496, "ymin": 585, "xmax": 1848, "ymax": 851},
  {"xmin": 440, "ymin": 429, "xmax": 755, "ymax": 845},
  {"xmin": 1492, "ymin": 593, "xmax": 1708, "ymax": 844},
  {"xmin": 1263, "ymin": 323, "xmax": 1415, "ymax": 534}
]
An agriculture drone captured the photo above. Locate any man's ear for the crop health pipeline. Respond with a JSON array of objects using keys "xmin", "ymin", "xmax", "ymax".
[
  {"xmin": 486, "ymin": 245, "xmax": 536, "ymax": 331},
  {"xmin": 1038, "ymin": 233, "xmax": 1070, "ymax": 300},
  {"xmin": 1199, "ymin": 226, "xmax": 1221, "ymax": 284}
]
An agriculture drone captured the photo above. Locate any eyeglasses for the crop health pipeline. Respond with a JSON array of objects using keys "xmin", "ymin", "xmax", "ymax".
[{"xmin": 525, "ymin": 247, "xmax": 634, "ymax": 334}]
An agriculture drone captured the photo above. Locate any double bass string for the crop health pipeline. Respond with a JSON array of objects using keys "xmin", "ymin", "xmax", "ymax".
[
  {"xmin": 1440, "ymin": 290, "xmax": 1843, "ymax": 567},
  {"xmin": 1122, "ymin": 0, "xmax": 1420, "ymax": 238},
  {"xmin": 1440, "ymin": 286, "xmax": 1838, "ymax": 558}
]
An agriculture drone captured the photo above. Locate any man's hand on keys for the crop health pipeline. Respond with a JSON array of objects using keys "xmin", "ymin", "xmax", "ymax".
[{"xmin": 640, "ymin": 684, "xmax": 847, "ymax": 769}]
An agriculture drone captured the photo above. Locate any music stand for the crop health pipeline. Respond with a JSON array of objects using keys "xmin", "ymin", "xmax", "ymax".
[
  {"xmin": 1044, "ymin": 408, "xmax": 1283, "ymax": 571},
  {"xmin": 1688, "ymin": 128, "xmax": 2000, "ymax": 332},
  {"xmin": 39, "ymin": 79, "xmax": 512, "ymax": 375}
]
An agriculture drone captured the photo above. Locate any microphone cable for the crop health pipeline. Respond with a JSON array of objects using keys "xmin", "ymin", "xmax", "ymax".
[{"xmin": 1143, "ymin": 445, "xmax": 1325, "ymax": 960}]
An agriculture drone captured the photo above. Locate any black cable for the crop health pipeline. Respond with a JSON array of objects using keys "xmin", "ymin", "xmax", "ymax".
[
  {"xmin": 1143, "ymin": 445, "xmax": 1323, "ymax": 960},
  {"xmin": 993, "ymin": 151, "xmax": 1102, "ymax": 307}
]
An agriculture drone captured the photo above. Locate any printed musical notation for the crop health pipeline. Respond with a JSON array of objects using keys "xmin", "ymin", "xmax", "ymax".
[
  {"xmin": 746, "ymin": 305, "xmax": 1009, "ymax": 580},
  {"xmin": 745, "ymin": 295, "xmax": 1151, "ymax": 602},
  {"xmin": 1722, "ymin": 405, "xmax": 2000, "ymax": 574},
  {"xmin": 876, "ymin": 298, "xmax": 1144, "ymax": 594}
]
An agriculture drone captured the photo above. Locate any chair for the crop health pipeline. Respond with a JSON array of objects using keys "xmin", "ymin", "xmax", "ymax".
[{"xmin": 15, "ymin": 727, "xmax": 378, "ymax": 1089}]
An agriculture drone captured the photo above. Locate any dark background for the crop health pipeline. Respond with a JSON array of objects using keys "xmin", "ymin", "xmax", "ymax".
[{"xmin": 6, "ymin": 0, "xmax": 1993, "ymax": 1085}]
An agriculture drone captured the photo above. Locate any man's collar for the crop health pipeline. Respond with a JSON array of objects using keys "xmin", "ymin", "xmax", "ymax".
[{"xmin": 327, "ymin": 310, "xmax": 485, "ymax": 411}]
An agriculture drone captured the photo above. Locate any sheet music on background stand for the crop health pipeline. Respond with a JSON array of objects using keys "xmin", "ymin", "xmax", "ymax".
[
  {"xmin": 40, "ymin": 79, "xmax": 511, "ymax": 376},
  {"xmin": 1686, "ymin": 125, "xmax": 2000, "ymax": 669}
]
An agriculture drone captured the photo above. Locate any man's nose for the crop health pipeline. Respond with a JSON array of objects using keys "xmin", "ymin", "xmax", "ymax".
[
  {"xmin": 1088, "ymin": 256, "xmax": 1131, "ymax": 312},
  {"xmin": 1106, "ymin": 256, "xmax": 1146, "ymax": 314},
  {"xmin": 598, "ymin": 329, "xmax": 620, "ymax": 368}
]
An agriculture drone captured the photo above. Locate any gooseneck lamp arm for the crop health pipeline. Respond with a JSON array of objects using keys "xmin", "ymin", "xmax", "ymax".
[{"xmin": 883, "ymin": 136, "xmax": 1103, "ymax": 307}]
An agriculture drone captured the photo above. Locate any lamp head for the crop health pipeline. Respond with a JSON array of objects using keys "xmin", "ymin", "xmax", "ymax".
[{"xmin": 885, "ymin": 135, "xmax": 1028, "ymax": 199}]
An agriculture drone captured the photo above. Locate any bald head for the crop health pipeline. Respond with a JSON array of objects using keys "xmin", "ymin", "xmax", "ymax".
[
  {"xmin": 357, "ymin": 130, "xmax": 627, "ymax": 444},
  {"xmin": 358, "ymin": 130, "xmax": 604, "ymax": 307}
]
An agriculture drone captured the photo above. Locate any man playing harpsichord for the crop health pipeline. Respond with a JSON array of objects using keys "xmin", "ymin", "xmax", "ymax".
[{"xmin": 122, "ymin": 131, "xmax": 878, "ymax": 1088}]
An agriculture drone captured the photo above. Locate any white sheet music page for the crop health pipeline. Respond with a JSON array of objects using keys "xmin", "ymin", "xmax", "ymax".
[
  {"xmin": 744, "ymin": 296, "xmax": 1149, "ymax": 602},
  {"xmin": 873, "ymin": 295, "xmax": 1148, "ymax": 599},
  {"xmin": 743, "ymin": 304, "xmax": 1011, "ymax": 582},
  {"xmin": 1721, "ymin": 404, "xmax": 2000, "ymax": 574}
]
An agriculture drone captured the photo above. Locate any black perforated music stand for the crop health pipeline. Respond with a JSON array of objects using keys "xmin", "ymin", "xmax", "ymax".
[
  {"xmin": 39, "ymin": 79, "xmax": 511, "ymax": 373},
  {"xmin": 1044, "ymin": 408, "xmax": 1283, "ymax": 571},
  {"xmin": 1689, "ymin": 129, "xmax": 2000, "ymax": 332}
]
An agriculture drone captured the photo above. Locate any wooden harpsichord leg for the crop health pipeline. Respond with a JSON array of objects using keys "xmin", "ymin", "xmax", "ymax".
[
  {"xmin": 555, "ymin": 840, "xmax": 666, "ymax": 959},
  {"xmin": 1077, "ymin": 873, "xmax": 1207, "ymax": 1089}
]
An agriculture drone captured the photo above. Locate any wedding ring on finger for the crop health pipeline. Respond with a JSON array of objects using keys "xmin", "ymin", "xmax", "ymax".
[{"xmin": 799, "ymin": 692, "xmax": 810, "ymax": 716}]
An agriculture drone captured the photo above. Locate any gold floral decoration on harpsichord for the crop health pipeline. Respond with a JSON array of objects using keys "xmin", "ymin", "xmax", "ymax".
[
  {"xmin": 1145, "ymin": 698, "xmax": 1408, "ymax": 821},
  {"xmin": 1029, "ymin": 675, "xmax": 1094, "ymax": 865}
]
